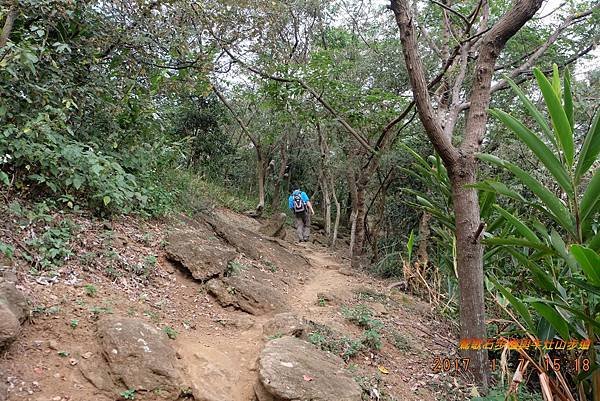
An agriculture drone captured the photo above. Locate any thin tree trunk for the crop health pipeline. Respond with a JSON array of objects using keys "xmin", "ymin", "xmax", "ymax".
[
  {"xmin": 330, "ymin": 176, "xmax": 341, "ymax": 248},
  {"xmin": 416, "ymin": 211, "xmax": 431, "ymax": 267},
  {"xmin": 366, "ymin": 169, "xmax": 395, "ymax": 262},
  {"xmin": 317, "ymin": 123, "xmax": 332, "ymax": 236},
  {"xmin": 352, "ymin": 183, "xmax": 367, "ymax": 267},
  {"xmin": 270, "ymin": 138, "xmax": 288, "ymax": 211},
  {"xmin": 256, "ymin": 149, "xmax": 267, "ymax": 216},
  {"xmin": 214, "ymin": 86, "xmax": 266, "ymax": 215},
  {"xmin": 320, "ymin": 174, "xmax": 331, "ymax": 235},
  {"xmin": 0, "ymin": 2, "xmax": 17, "ymax": 49},
  {"xmin": 349, "ymin": 208, "xmax": 357, "ymax": 256},
  {"xmin": 370, "ymin": 181, "xmax": 389, "ymax": 262},
  {"xmin": 347, "ymin": 160, "xmax": 359, "ymax": 256}
]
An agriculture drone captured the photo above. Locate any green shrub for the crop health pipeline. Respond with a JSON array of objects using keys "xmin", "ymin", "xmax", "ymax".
[
  {"xmin": 341, "ymin": 304, "xmax": 383, "ymax": 330},
  {"xmin": 84, "ymin": 284, "xmax": 97, "ymax": 297},
  {"xmin": 120, "ymin": 389, "xmax": 136, "ymax": 400},
  {"xmin": 25, "ymin": 219, "xmax": 74, "ymax": 271},
  {"xmin": 0, "ymin": 242, "xmax": 14, "ymax": 258},
  {"xmin": 225, "ymin": 260, "xmax": 248, "ymax": 277},
  {"xmin": 361, "ymin": 328, "xmax": 382, "ymax": 351},
  {"xmin": 482, "ymin": 67, "xmax": 600, "ymax": 398},
  {"xmin": 0, "ymin": 110, "xmax": 148, "ymax": 214},
  {"xmin": 163, "ymin": 326, "xmax": 178, "ymax": 340}
]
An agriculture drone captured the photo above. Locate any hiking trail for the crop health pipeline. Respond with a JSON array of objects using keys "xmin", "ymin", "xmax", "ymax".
[{"xmin": 0, "ymin": 208, "xmax": 468, "ymax": 401}]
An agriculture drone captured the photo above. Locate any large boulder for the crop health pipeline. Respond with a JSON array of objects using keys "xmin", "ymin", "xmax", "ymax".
[
  {"xmin": 255, "ymin": 337, "xmax": 362, "ymax": 401},
  {"xmin": 0, "ymin": 281, "xmax": 28, "ymax": 348},
  {"xmin": 205, "ymin": 218, "xmax": 264, "ymax": 261},
  {"xmin": 87, "ymin": 317, "xmax": 182, "ymax": 396},
  {"xmin": 262, "ymin": 313, "xmax": 305, "ymax": 339},
  {"xmin": 206, "ymin": 268, "xmax": 288, "ymax": 316},
  {"xmin": 258, "ymin": 213, "xmax": 287, "ymax": 240},
  {"xmin": 203, "ymin": 215, "xmax": 311, "ymax": 277},
  {"xmin": 165, "ymin": 226, "xmax": 238, "ymax": 281}
]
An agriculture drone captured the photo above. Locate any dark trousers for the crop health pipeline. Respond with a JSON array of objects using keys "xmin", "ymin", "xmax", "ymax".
[{"xmin": 294, "ymin": 211, "xmax": 310, "ymax": 241}]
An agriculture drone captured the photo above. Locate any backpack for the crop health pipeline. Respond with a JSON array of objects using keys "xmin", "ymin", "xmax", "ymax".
[{"xmin": 292, "ymin": 192, "xmax": 306, "ymax": 213}]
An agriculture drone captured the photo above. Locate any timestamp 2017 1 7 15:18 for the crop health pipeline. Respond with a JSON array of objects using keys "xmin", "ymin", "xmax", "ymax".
[{"xmin": 432, "ymin": 357, "xmax": 591, "ymax": 374}]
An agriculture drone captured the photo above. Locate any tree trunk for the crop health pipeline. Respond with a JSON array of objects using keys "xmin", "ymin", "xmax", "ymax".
[
  {"xmin": 270, "ymin": 139, "xmax": 288, "ymax": 211},
  {"xmin": 347, "ymin": 161, "xmax": 358, "ymax": 256},
  {"xmin": 449, "ymin": 157, "xmax": 487, "ymax": 389},
  {"xmin": 0, "ymin": 2, "xmax": 18, "ymax": 49},
  {"xmin": 320, "ymin": 174, "xmax": 331, "ymax": 235},
  {"xmin": 390, "ymin": 0, "xmax": 544, "ymax": 390},
  {"xmin": 416, "ymin": 211, "xmax": 431, "ymax": 267},
  {"xmin": 330, "ymin": 176, "xmax": 341, "ymax": 248},
  {"xmin": 256, "ymin": 149, "xmax": 267, "ymax": 216},
  {"xmin": 367, "ymin": 169, "xmax": 395, "ymax": 262},
  {"xmin": 352, "ymin": 182, "xmax": 367, "ymax": 267},
  {"xmin": 317, "ymin": 124, "xmax": 332, "ymax": 236}
]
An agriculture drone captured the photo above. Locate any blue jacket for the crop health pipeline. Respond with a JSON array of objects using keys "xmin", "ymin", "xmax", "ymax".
[{"xmin": 288, "ymin": 190, "xmax": 309, "ymax": 210}]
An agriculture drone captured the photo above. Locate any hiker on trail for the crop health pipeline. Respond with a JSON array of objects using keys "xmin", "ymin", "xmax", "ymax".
[{"xmin": 288, "ymin": 187, "xmax": 315, "ymax": 242}]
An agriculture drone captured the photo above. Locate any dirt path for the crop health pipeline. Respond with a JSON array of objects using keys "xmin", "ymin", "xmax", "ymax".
[
  {"xmin": 173, "ymin": 242, "xmax": 362, "ymax": 401},
  {"xmin": 294, "ymin": 248, "xmax": 356, "ymax": 307}
]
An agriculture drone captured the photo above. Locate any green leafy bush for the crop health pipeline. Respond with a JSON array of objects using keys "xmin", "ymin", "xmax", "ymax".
[
  {"xmin": 341, "ymin": 304, "xmax": 383, "ymax": 330},
  {"xmin": 25, "ymin": 219, "xmax": 74, "ymax": 272},
  {"xmin": 1, "ymin": 110, "xmax": 148, "ymax": 213}
]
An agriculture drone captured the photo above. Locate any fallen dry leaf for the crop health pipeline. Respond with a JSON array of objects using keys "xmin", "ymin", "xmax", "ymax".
[
  {"xmin": 303, "ymin": 375, "xmax": 314, "ymax": 381},
  {"xmin": 378, "ymin": 366, "xmax": 389, "ymax": 374}
]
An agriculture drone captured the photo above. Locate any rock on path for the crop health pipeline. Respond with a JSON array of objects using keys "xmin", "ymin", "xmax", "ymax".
[
  {"xmin": 80, "ymin": 317, "xmax": 183, "ymax": 397},
  {"xmin": 258, "ymin": 213, "xmax": 287, "ymax": 240},
  {"xmin": 255, "ymin": 337, "xmax": 362, "ymax": 401},
  {"xmin": 0, "ymin": 280, "xmax": 28, "ymax": 349},
  {"xmin": 262, "ymin": 312, "xmax": 305, "ymax": 339},
  {"xmin": 165, "ymin": 226, "xmax": 237, "ymax": 281},
  {"xmin": 206, "ymin": 268, "xmax": 288, "ymax": 316}
]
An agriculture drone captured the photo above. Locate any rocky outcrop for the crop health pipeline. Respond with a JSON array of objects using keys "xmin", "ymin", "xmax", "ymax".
[
  {"xmin": 165, "ymin": 225, "xmax": 238, "ymax": 281},
  {"xmin": 258, "ymin": 213, "xmax": 287, "ymax": 240},
  {"xmin": 0, "ymin": 281, "xmax": 28, "ymax": 349},
  {"xmin": 206, "ymin": 268, "xmax": 288, "ymax": 316},
  {"xmin": 255, "ymin": 337, "xmax": 362, "ymax": 401},
  {"xmin": 262, "ymin": 313, "xmax": 305, "ymax": 339},
  {"xmin": 203, "ymin": 214, "xmax": 311, "ymax": 278},
  {"xmin": 80, "ymin": 317, "xmax": 182, "ymax": 397}
]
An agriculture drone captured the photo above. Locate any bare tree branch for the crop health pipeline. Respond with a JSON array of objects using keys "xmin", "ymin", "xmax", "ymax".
[
  {"xmin": 445, "ymin": 42, "xmax": 470, "ymax": 136},
  {"xmin": 430, "ymin": 0, "xmax": 470, "ymax": 27},
  {"xmin": 461, "ymin": 0, "xmax": 543, "ymax": 151},
  {"xmin": 533, "ymin": 1, "xmax": 566, "ymax": 20},
  {"xmin": 457, "ymin": 44, "xmax": 597, "ymax": 113},
  {"xmin": 489, "ymin": 7, "xmax": 596, "ymax": 92},
  {"xmin": 212, "ymin": 85, "xmax": 259, "ymax": 149},
  {"xmin": 214, "ymin": 39, "xmax": 377, "ymax": 154},
  {"xmin": 390, "ymin": 0, "xmax": 458, "ymax": 166}
]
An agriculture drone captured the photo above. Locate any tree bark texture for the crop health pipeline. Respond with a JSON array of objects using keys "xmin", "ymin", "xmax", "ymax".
[
  {"xmin": 449, "ymin": 156, "xmax": 487, "ymax": 386},
  {"xmin": 0, "ymin": 2, "xmax": 17, "ymax": 49},
  {"xmin": 317, "ymin": 123, "xmax": 332, "ymax": 237}
]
